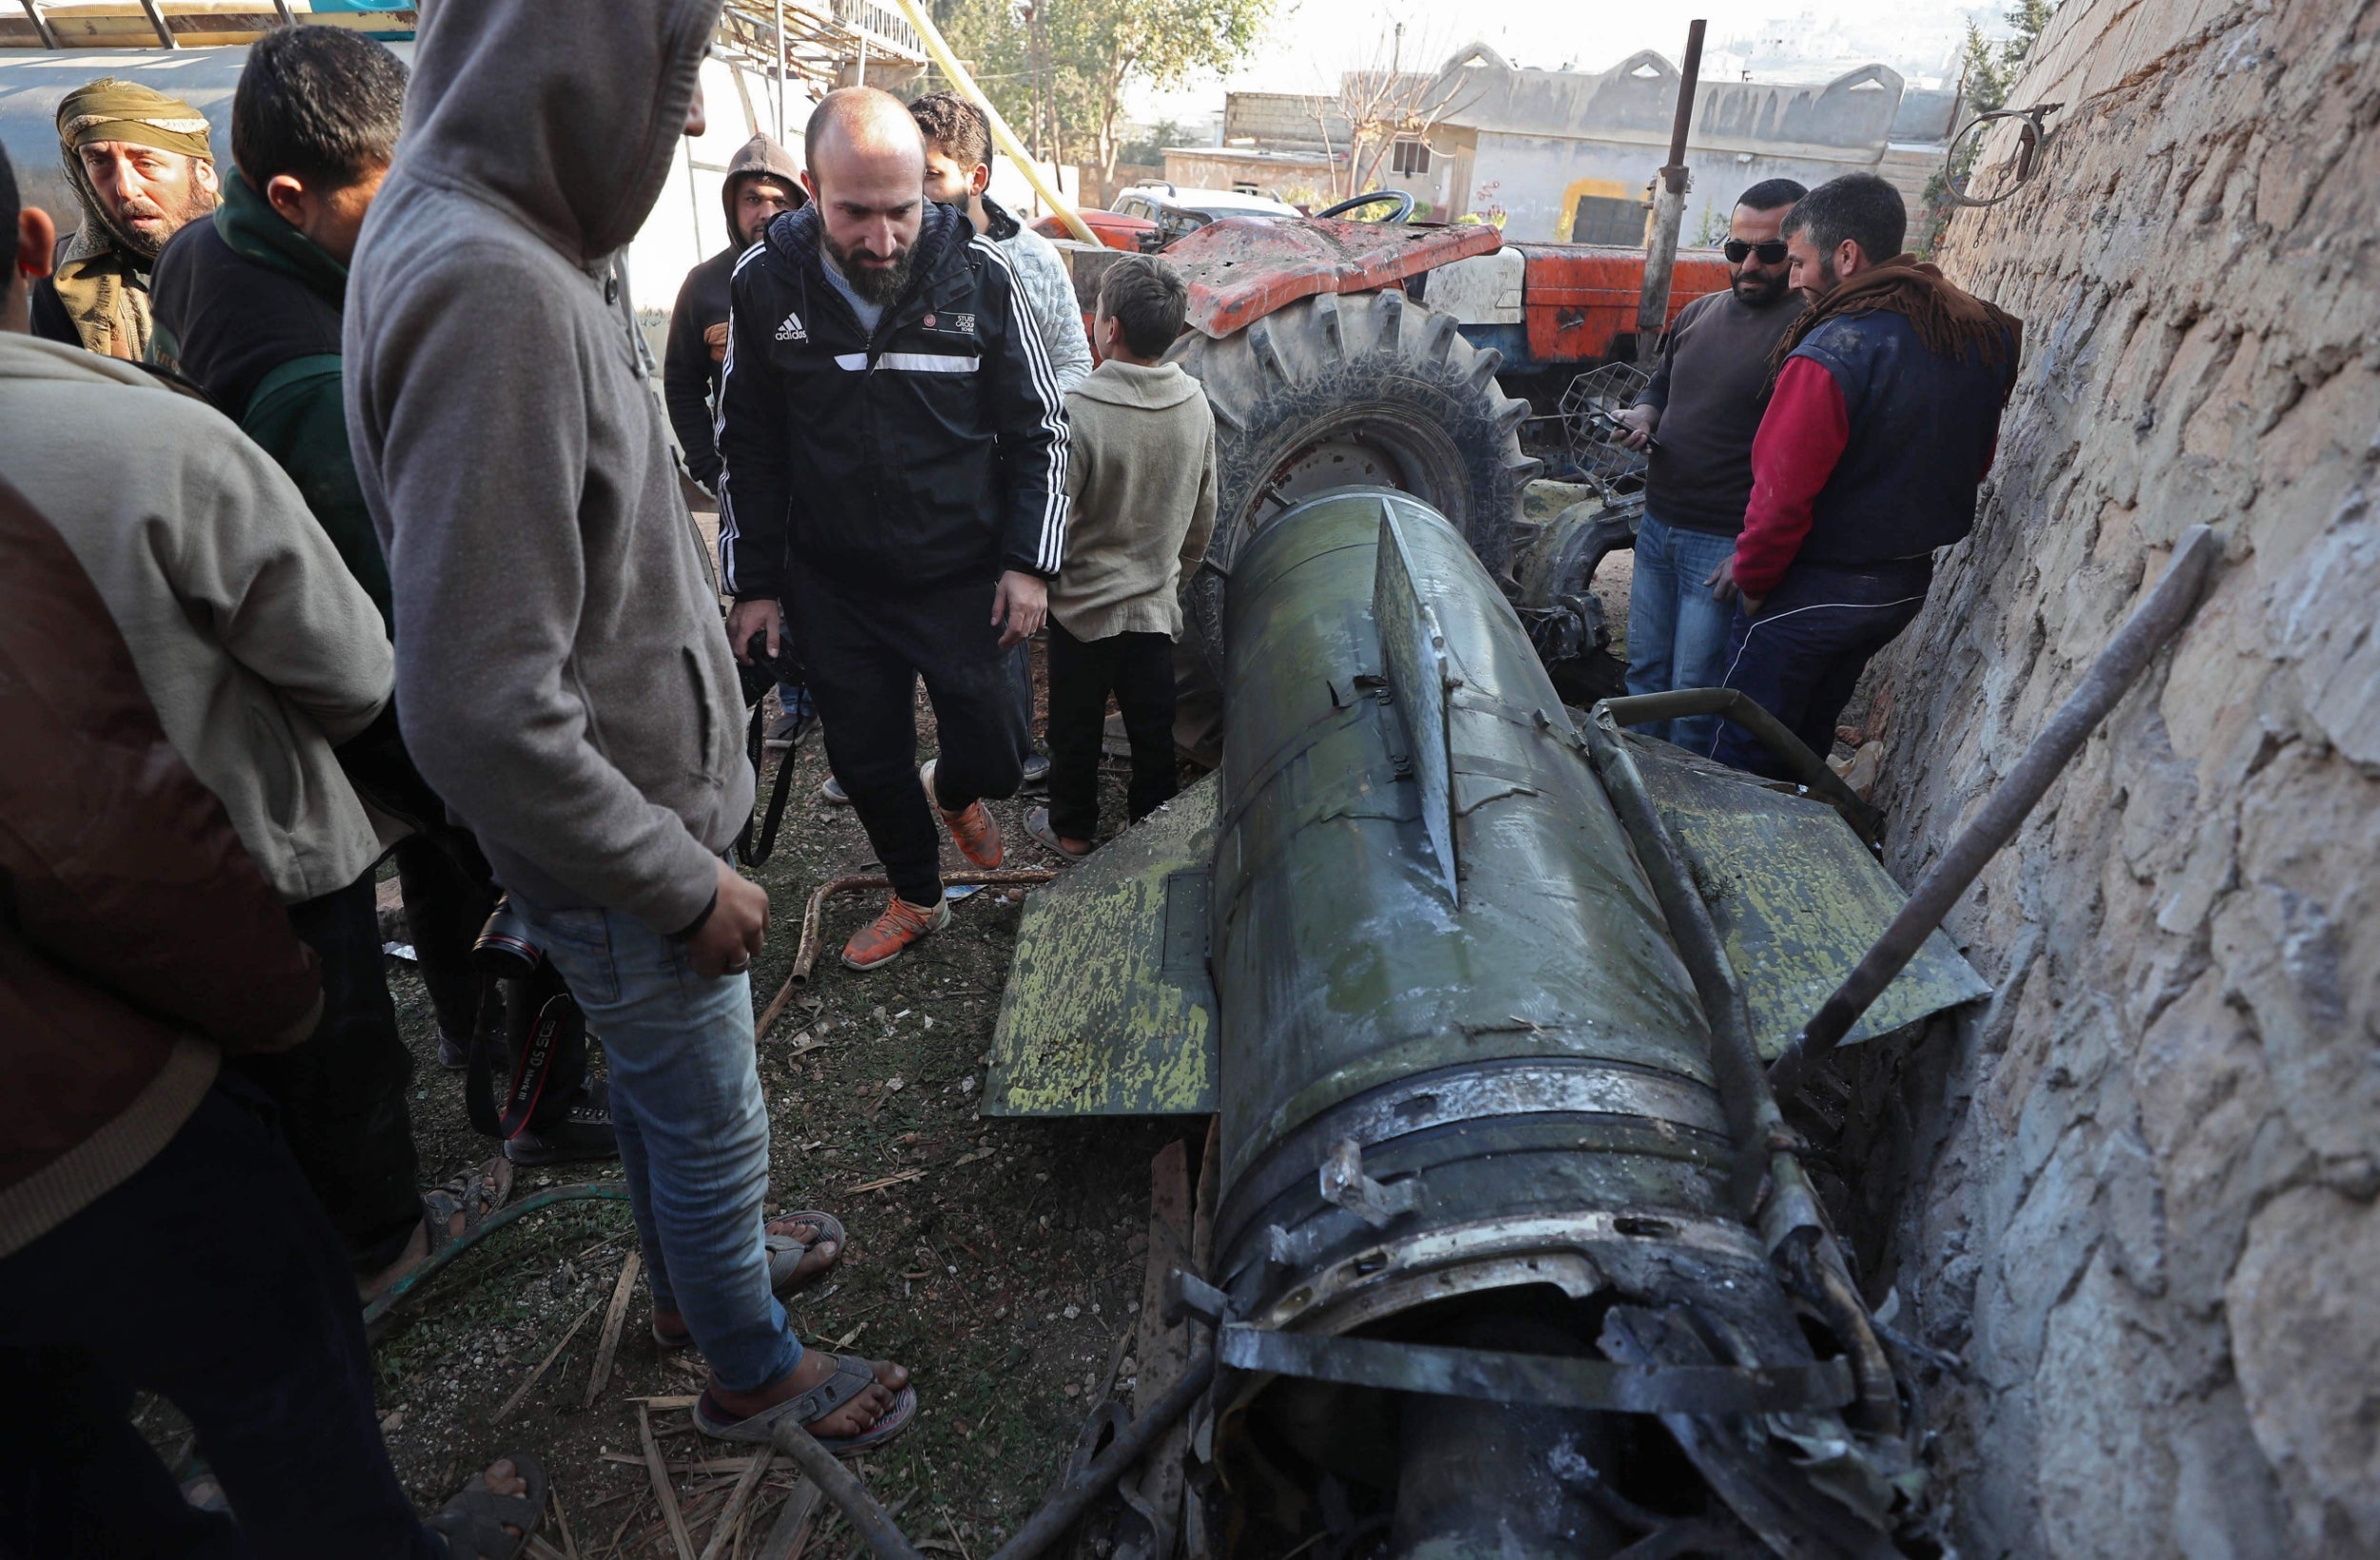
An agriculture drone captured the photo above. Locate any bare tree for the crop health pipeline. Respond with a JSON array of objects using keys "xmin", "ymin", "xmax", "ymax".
[{"xmin": 1310, "ymin": 24, "xmax": 1474, "ymax": 202}]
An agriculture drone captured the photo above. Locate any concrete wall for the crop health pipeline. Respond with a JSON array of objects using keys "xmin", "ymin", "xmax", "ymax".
[
  {"xmin": 1472, "ymin": 129, "xmax": 1859, "ymax": 245},
  {"xmin": 1222, "ymin": 90, "xmax": 1352, "ymax": 151},
  {"xmin": 1863, "ymin": 0, "xmax": 2380, "ymax": 1554}
]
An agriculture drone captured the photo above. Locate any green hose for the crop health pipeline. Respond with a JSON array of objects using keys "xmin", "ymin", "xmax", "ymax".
[{"xmin": 362, "ymin": 1181, "xmax": 633, "ymax": 1337}]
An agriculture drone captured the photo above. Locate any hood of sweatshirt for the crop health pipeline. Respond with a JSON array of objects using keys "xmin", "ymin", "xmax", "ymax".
[
  {"xmin": 214, "ymin": 169, "xmax": 347, "ymax": 306},
  {"xmin": 397, "ymin": 0, "xmax": 720, "ymax": 266},
  {"xmin": 1073, "ymin": 357, "xmax": 1202, "ymax": 410},
  {"xmin": 719, "ymin": 133, "xmax": 804, "ymax": 238}
]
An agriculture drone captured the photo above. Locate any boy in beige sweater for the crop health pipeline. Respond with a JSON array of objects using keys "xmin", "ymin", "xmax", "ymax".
[{"xmin": 1027, "ymin": 257, "xmax": 1217, "ymax": 859}]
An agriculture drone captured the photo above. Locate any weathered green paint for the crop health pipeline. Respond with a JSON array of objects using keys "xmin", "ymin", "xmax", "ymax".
[
  {"xmin": 984, "ymin": 776, "xmax": 1220, "ymax": 1116},
  {"xmin": 1630, "ymin": 740, "xmax": 1991, "ymax": 1059},
  {"xmin": 1212, "ymin": 490, "xmax": 1719, "ymax": 1208}
]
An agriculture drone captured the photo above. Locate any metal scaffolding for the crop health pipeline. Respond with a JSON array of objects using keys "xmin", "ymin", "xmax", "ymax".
[
  {"xmin": 5, "ymin": 0, "xmax": 928, "ymax": 87},
  {"xmin": 714, "ymin": 0, "xmax": 927, "ymax": 105}
]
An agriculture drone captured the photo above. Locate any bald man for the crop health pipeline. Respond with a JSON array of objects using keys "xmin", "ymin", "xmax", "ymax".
[{"xmin": 717, "ymin": 88, "xmax": 1069, "ymax": 972}]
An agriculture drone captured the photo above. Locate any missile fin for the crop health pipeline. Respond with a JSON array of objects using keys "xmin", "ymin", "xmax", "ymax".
[
  {"xmin": 1373, "ymin": 498, "xmax": 1461, "ymax": 903},
  {"xmin": 985, "ymin": 775, "xmax": 1221, "ymax": 1116}
]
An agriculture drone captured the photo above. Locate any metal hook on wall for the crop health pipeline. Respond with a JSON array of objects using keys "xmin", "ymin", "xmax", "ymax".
[{"xmin": 1945, "ymin": 101, "xmax": 2065, "ymax": 208}]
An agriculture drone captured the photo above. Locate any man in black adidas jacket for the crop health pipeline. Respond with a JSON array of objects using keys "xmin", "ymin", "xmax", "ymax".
[{"xmin": 717, "ymin": 88, "xmax": 1068, "ymax": 971}]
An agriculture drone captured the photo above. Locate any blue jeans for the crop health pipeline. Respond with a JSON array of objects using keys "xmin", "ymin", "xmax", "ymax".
[
  {"xmin": 519, "ymin": 901, "xmax": 802, "ymax": 1393},
  {"xmin": 1623, "ymin": 511, "xmax": 1740, "ymax": 752}
]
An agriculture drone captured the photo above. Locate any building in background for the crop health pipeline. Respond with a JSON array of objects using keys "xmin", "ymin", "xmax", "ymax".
[{"xmin": 1178, "ymin": 42, "xmax": 1960, "ymax": 240}]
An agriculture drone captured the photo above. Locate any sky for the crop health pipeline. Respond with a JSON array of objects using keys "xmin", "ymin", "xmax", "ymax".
[{"xmin": 1129, "ymin": 0, "xmax": 2008, "ymax": 123}]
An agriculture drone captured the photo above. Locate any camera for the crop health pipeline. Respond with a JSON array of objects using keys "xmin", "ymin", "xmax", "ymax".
[
  {"xmin": 472, "ymin": 895, "xmax": 543, "ymax": 979},
  {"xmin": 736, "ymin": 629, "xmax": 806, "ymax": 708}
]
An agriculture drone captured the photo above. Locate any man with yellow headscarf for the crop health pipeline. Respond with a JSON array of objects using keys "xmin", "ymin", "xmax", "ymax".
[{"xmin": 30, "ymin": 76, "xmax": 219, "ymax": 360}]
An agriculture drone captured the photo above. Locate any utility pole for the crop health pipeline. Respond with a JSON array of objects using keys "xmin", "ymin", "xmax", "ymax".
[{"xmin": 1635, "ymin": 18, "xmax": 1706, "ymax": 365}]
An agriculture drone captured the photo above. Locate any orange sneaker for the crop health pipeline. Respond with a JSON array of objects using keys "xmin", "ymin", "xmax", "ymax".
[
  {"xmin": 841, "ymin": 893, "xmax": 951, "ymax": 970},
  {"xmin": 919, "ymin": 760, "xmax": 1003, "ymax": 868}
]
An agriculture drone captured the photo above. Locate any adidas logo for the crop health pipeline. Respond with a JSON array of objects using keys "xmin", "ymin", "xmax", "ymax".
[{"xmin": 775, "ymin": 310, "xmax": 807, "ymax": 343}]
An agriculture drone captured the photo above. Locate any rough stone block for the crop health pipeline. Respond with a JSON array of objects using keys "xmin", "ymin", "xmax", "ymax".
[{"xmin": 2228, "ymin": 1187, "xmax": 2380, "ymax": 1556}]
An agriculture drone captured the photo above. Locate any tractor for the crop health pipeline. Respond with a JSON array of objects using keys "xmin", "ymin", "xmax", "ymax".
[{"xmin": 1051, "ymin": 195, "xmax": 1733, "ymax": 721}]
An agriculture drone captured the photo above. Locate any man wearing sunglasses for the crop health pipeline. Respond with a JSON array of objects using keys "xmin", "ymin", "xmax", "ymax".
[
  {"xmin": 1613, "ymin": 179, "xmax": 1808, "ymax": 752},
  {"xmin": 1706, "ymin": 172, "xmax": 2020, "ymax": 780}
]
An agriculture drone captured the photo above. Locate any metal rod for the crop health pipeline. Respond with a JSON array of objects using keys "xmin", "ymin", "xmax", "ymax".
[
  {"xmin": 1633, "ymin": 18, "xmax": 1705, "ymax": 361},
  {"xmin": 136, "ymin": 0, "xmax": 174, "ymax": 48},
  {"xmin": 1582, "ymin": 710, "xmax": 1900, "ymax": 1435},
  {"xmin": 1582, "ymin": 710, "xmax": 1786, "ymax": 1207},
  {"xmin": 886, "ymin": 0, "xmax": 1099, "ymax": 244},
  {"xmin": 270, "ymin": 0, "xmax": 293, "ymax": 24},
  {"xmin": 18, "ymin": 0, "xmax": 59, "ymax": 48},
  {"xmin": 1767, "ymin": 524, "xmax": 2218, "ymax": 1098},
  {"xmin": 772, "ymin": 1348, "xmax": 1217, "ymax": 1560},
  {"xmin": 1597, "ymin": 686, "xmax": 1883, "ymax": 843},
  {"xmin": 1660, "ymin": 20, "xmax": 1707, "ymax": 176},
  {"xmin": 764, "ymin": 1426, "xmax": 927, "ymax": 1560},
  {"xmin": 774, "ymin": 0, "xmax": 786, "ymax": 142}
]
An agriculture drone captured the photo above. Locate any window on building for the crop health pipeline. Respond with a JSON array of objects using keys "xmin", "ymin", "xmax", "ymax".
[
  {"xmin": 1232, "ymin": 181, "xmax": 1260, "ymax": 194},
  {"xmin": 1571, "ymin": 194, "xmax": 1651, "ymax": 246},
  {"xmin": 1390, "ymin": 138, "xmax": 1432, "ymax": 177}
]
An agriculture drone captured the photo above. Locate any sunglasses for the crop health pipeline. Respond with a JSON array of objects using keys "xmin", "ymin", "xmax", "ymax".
[{"xmin": 1723, "ymin": 239, "xmax": 1791, "ymax": 265}]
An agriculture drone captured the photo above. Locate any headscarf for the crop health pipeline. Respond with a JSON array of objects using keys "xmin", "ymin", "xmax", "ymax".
[
  {"xmin": 49, "ymin": 78, "xmax": 213, "ymax": 358},
  {"xmin": 57, "ymin": 76, "xmax": 213, "ymax": 259},
  {"xmin": 1770, "ymin": 254, "xmax": 2024, "ymax": 405}
]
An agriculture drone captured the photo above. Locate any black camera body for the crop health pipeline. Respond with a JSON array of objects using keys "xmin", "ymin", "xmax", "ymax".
[{"xmin": 736, "ymin": 630, "xmax": 806, "ymax": 708}]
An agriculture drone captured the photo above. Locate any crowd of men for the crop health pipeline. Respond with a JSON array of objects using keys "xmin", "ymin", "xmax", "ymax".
[{"xmin": 0, "ymin": 2, "xmax": 2013, "ymax": 1554}]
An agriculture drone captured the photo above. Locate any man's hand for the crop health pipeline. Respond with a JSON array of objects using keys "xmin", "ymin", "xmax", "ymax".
[
  {"xmin": 1616, "ymin": 405, "xmax": 1659, "ymax": 451},
  {"xmin": 687, "ymin": 858, "xmax": 769, "ymax": 978},
  {"xmin": 992, "ymin": 570, "xmax": 1048, "ymax": 651},
  {"xmin": 704, "ymin": 320, "xmax": 731, "ymax": 363},
  {"xmin": 727, "ymin": 598, "xmax": 782, "ymax": 664},
  {"xmin": 1705, "ymin": 554, "xmax": 1742, "ymax": 604}
]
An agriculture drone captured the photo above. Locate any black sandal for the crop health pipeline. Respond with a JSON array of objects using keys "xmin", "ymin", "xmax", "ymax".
[{"xmin": 425, "ymin": 1450, "xmax": 548, "ymax": 1560}]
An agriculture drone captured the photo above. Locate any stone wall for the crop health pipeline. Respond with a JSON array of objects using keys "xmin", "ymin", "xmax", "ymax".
[{"xmin": 1863, "ymin": 1, "xmax": 2380, "ymax": 1554}]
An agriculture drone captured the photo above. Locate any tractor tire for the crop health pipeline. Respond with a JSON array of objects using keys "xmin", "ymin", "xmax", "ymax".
[{"xmin": 1167, "ymin": 289, "xmax": 1541, "ymax": 681}]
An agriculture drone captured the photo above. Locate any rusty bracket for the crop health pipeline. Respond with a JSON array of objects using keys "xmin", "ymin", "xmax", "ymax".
[{"xmin": 1319, "ymin": 1138, "xmax": 1424, "ymax": 1229}]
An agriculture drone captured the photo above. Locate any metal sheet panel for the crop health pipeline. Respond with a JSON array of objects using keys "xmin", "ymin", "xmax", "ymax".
[
  {"xmin": 985, "ymin": 776, "xmax": 1220, "ymax": 1116},
  {"xmin": 1629, "ymin": 738, "xmax": 1991, "ymax": 1058},
  {"xmin": 1164, "ymin": 216, "xmax": 1502, "ymax": 339}
]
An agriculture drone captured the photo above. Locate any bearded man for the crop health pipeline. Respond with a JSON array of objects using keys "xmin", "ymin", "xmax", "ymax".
[
  {"xmin": 1709, "ymin": 171, "xmax": 2022, "ymax": 777},
  {"xmin": 1613, "ymin": 177, "xmax": 1806, "ymax": 753},
  {"xmin": 31, "ymin": 77, "xmax": 219, "ymax": 360},
  {"xmin": 715, "ymin": 86, "xmax": 1069, "ymax": 971}
]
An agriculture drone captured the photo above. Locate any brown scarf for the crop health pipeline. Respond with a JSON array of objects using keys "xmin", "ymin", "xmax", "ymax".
[
  {"xmin": 1770, "ymin": 254, "xmax": 2023, "ymax": 404},
  {"xmin": 50, "ymin": 77, "xmax": 213, "ymax": 360}
]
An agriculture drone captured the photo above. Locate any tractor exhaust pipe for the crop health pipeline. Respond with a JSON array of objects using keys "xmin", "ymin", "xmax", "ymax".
[{"xmin": 1636, "ymin": 18, "xmax": 1707, "ymax": 364}]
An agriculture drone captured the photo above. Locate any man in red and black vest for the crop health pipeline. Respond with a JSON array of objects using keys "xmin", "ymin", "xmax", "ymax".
[{"xmin": 1707, "ymin": 171, "xmax": 2021, "ymax": 777}]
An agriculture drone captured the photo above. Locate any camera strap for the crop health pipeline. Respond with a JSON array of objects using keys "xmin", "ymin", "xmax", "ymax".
[
  {"xmin": 465, "ymin": 969, "xmax": 579, "ymax": 1142},
  {"xmin": 735, "ymin": 699, "xmax": 807, "ymax": 868}
]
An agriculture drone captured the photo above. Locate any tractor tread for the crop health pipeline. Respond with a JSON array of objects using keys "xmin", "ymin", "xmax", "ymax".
[{"xmin": 1165, "ymin": 289, "xmax": 1536, "ymax": 675}]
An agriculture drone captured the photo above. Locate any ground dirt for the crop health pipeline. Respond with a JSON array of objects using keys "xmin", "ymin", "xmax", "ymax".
[
  {"xmin": 151, "ymin": 481, "xmax": 1635, "ymax": 1556},
  {"xmin": 365, "ymin": 637, "xmax": 1191, "ymax": 1557}
]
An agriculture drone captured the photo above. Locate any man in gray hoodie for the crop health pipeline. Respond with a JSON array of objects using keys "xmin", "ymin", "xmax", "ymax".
[{"xmin": 346, "ymin": 0, "xmax": 912, "ymax": 1451}]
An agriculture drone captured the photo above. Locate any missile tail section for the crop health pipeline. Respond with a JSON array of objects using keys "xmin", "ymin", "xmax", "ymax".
[{"xmin": 990, "ymin": 489, "xmax": 1986, "ymax": 1554}]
